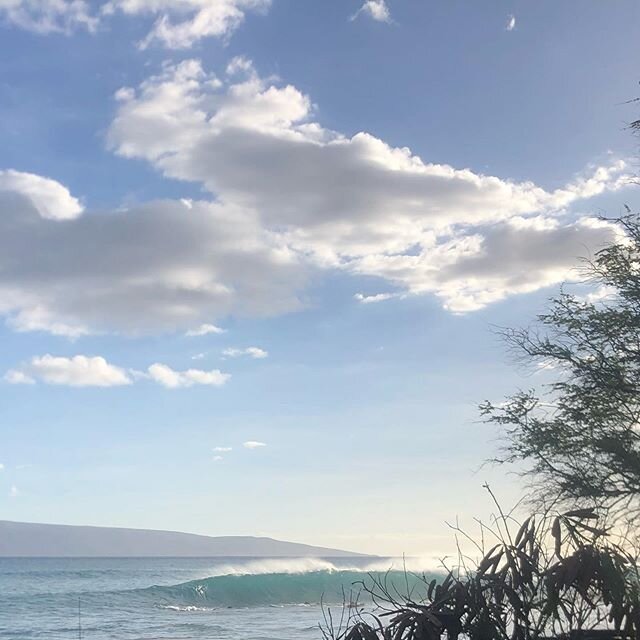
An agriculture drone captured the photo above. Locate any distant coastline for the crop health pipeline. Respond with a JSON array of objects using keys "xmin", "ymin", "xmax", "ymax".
[{"xmin": 0, "ymin": 520, "xmax": 370, "ymax": 558}]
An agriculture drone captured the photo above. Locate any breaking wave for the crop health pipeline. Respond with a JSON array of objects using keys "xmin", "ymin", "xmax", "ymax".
[{"xmin": 140, "ymin": 558, "xmax": 441, "ymax": 608}]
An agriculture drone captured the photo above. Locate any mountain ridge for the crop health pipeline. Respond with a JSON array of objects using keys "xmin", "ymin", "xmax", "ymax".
[{"xmin": 0, "ymin": 520, "xmax": 370, "ymax": 558}]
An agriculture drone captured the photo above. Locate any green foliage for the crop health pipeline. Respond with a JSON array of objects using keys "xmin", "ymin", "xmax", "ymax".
[
  {"xmin": 482, "ymin": 215, "xmax": 640, "ymax": 519},
  {"xmin": 321, "ymin": 504, "xmax": 640, "ymax": 640}
]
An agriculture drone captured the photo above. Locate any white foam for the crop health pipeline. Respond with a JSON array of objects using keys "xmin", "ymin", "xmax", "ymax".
[
  {"xmin": 159, "ymin": 604, "xmax": 214, "ymax": 612},
  {"xmin": 203, "ymin": 556, "xmax": 444, "ymax": 578}
]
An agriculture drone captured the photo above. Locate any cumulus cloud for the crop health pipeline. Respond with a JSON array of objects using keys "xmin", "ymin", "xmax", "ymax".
[
  {"xmin": 223, "ymin": 347, "xmax": 268, "ymax": 359},
  {"xmin": 0, "ymin": 174, "xmax": 306, "ymax": 335},
  {"xmin": 103, "ymin": 0, "xmax": 271, "ymax": 49},
  {"xmin": 109, "ymin": 59, "xmax": 629, "ymax": 258},
  {"xmin": 6, "ymin": 354, "xmax": 132, "ymax": 387},
  {"xmin": 0, "ymin": 61, "xmax": 631, "ymax": 338},
  {"xmin": 5, "ymin": 355, "xmax": 231, "ymax": 389},
  {"xmin": 377, "ymin": 216, "xmax": 620, "ymax": 313},
  {"xmin": 147, "ymin": 363, "xmax": 230, "ymax": 388},
  {"xmin": 0, "ymin": 169, "xmax": 82, "ymax": 220},
  {"xmin": 0, "ymin": 0, "xmax": 97, "ymax": 34},
  {"xmin": 506, "ymin": 14, "xmax": 516, "ymax": 31},
  {"xmin": 106, "ymin": 59, "xmax": 629, "ymax": 312},
  {"xmin": 351, "ymin": 0, "xmax": 391, "ymax": 23},
  {"xmin": 185, "ymin": 323, "xmax": 226, "ymax": 337},
  {"xmin": 243, "ymin": 440, "xmax": 266, "ymax": 449}
]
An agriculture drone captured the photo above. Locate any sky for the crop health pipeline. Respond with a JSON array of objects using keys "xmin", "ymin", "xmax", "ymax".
[{"xmin": 0, "ymin": 0, "xmax": 639, "ymax": 557}]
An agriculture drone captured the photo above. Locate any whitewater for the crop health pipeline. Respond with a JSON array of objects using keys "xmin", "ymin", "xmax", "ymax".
[{"xmin": 0, "ymin": 556, "xmax": 440, "ymax": 639}]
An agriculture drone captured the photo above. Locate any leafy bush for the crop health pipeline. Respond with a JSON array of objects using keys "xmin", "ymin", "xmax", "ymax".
[{"xmin": 321, "ymin": 496, "xmax": 640, "ymax": 640}]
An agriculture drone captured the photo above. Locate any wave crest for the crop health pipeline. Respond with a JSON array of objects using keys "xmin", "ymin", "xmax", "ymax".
[{"xmin": 143, "ymin": 563, "xmax": 439, "ymax": 608}]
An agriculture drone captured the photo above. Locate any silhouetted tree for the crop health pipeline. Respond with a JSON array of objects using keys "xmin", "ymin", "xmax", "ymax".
[
  {"xmin": 321, "ymin": 497, "xmax": 640, "ymax": 639},
  {"xmin": 482, "ymin": 214, "xmax": 640, "ymax": 520}
]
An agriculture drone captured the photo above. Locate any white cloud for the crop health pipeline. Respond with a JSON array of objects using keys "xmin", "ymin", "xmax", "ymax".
[
  {"xmin": 0, "ymin": 463, "xmax": 4, "ymax": 471},
  {"xmin": 0, "ymin": 169, "xmax": 82, "ymax": 220},
  {"xmin": 212, "ymin": 455, "xmax": 224, "ymax": 462},
  {"xmin": 103, "ymin": 0, "xmax": 271, "ymax": 49},
  {"xmin": 0, "ymin": 61, "xmax": 631, "ymax": 338},
  {"xmin": 355, "ymin": 292, "xmax": 398, "ymax": 304},
  {"xmin": 243, "ymin": 440, "xmax": 266, "ymax": 449},
  {"xmin": 114, "ymin": 86, "xmax": 135, "ymax": 102},
  {"xmin": 6, "ymin": 355, "xmax": 132, "ymax": 387},
  {"xmin": 226, "ymin": 55, "xmax": 255, "ymax": 77},
  {"xmin": 213, "ymin": 446, "xmax": 232, "ymax": 452},
  {"xmin": 4, "ymin": 370, "xmax": 35, "ymax": 385},
  {"xmin": 106, "ymin": 59, "xmax": 629, "ymax": 313},
  {"xmin": 351, "ymin": 0, "xmax": 391, "ymax": 23},
  {"xmin": 8, "ymin": 485, "xmax": 18, "ymax": 498},
  {"xmin": 0, "ymin": 179, "xmax": 306, "ymax": 335},
  {"xmin": 386, "ymin": 217, "xmax": 620, "ymax": 313},
  {"xmin": 0, "ymin": 0, "xmax": 270, "ymax": 45},
  {"xmin": 185, "ymin": 323, "xmax": 226, "ymax": 337},
  {"xmin": 191, "ymin": 352, "xmax": 206, "ymax": 360},
  {"xmin": 7, "ymin": 305, "xmax": 90, "ymax": 338},
  {"xmin": 582, "ymin": 285, "xmax": 618, "ymax": 304},
  {"xmin": 506, "ymin": 14, "xmax": 516, "ymax": 31},
  {"xmin": 223, "ymin": 347, "xmax": 268, "ymax": 359},
  {"xmin": 6, "ymin": 355, "xmax": 231, "ymax": 389},
  {"xmin": 147, "ymin": 363, "xmax": 230, "ymax": 388},
  {"xmin": 0, "ymin": 0, "xmax": 97, "ymax": 34}
]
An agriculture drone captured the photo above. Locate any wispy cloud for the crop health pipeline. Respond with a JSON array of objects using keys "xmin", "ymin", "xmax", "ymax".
[
  {"xmin": 4, "ymin": 370, "xmax": 36, "ymax": 385},
  {"xmin": 0, "ymin": 0, "xmax": 98, "ymax": 35},
  {"xmin": 506, "ymin": 14, "xmax": 516, "ymax": 31},
  {"xmin": 104, "ymin": 0, "xmax": 272, "ymax": 49},
  {"xmin": 9, "ymin": 486, "xmax": 19, "ymax": 498},
  {"xmin": 212, "ymin": 455, "xmax": 224, "ymax": 462},
  {"xmin": 223, "ymin": 347, "xmax": 268, "ymax": 359},
  {"xmin": 185, "ymin": 324, "xmax": 225, "ymax": 337},
  {"xmin": 579, "ymin": 285, "xmax": 618, "ymax": 304},
  {"xmin": 213, "ymin": 446, "xmax": 233, "ymax": 452},
  {"xmin": 243, "ymin": 441, "xmax": 267, "ymax": 449},
  {"xmin": 1, "ymin": 0, "xmax": 271, "ymax": 47},
  {"xmin": 351, "ymin": 0, "xmax": 392, "ymax": 23},
  {"xmin": 355, "ymin": 292, "xmax": 398, "ymax": 304}
]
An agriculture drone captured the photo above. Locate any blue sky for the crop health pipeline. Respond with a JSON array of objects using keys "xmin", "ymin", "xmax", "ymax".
[{"xmin": 0, "ymin": 0, "xmax": 639, "ymax": 556}]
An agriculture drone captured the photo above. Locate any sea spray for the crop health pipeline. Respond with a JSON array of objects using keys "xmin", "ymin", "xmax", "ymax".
[
  {"xmin": 140, "ymin": 560, "xmax": 444, "ymax": 608},
  {"xmin": 198, "ymin": 555, "xmax": 445, "ymax": 578}
]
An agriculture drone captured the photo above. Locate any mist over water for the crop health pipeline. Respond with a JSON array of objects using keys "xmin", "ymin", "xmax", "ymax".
[{"xmin": 0, "ymin": 556, "xmax": 441, "ymax": 639}]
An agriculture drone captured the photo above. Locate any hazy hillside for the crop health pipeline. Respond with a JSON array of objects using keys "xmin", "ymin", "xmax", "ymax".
[{"xmin": 0, "ymin": 521, "xmax": 368, "ymax": 557}]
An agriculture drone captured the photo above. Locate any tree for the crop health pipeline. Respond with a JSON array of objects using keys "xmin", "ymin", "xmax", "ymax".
[
  {"xmin": 481, "ymin": 214, "xmax": 640, "ymax": 520},
  {"xmin": 321, "ymin": 499, "xmax": 640, "ymax": 640}
]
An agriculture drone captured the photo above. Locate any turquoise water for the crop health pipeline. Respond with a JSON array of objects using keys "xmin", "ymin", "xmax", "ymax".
[{"xmin": 0, "ymin": 557, "xmax": 428, "ymax": 639}]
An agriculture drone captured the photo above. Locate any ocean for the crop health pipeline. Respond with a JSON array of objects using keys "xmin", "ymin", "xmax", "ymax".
[{"xmin": 0, "ymin": 556, "xmax": 431, "ymax": 639}]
